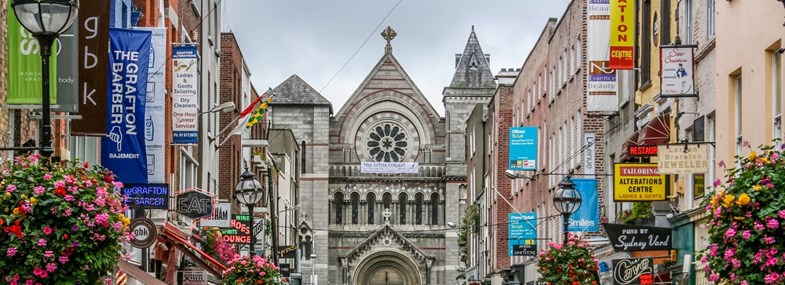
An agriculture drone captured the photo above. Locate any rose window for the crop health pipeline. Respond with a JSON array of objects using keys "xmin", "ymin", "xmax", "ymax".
[{"xmin": 367, "ymin": 123, "xmax": 408, "ymax": 162}]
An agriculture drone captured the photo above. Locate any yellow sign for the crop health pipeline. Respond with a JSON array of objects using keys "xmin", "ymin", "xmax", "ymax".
[
  {"xmin": 609, "ymin": 0, "xmax": 635, "ymax": 70},
  {"xmin": 614, "ymin": 163, "xmax": 666, "ymax": 201}
]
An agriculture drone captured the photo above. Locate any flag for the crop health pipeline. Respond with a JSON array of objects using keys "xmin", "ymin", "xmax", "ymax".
[
  {"xmin": 245, "ymin": 95, "xmax": 274, "ymax": 128},
  {"xmin": 229, "ymin": 88, "xmax": 274, "ymax": 136}
]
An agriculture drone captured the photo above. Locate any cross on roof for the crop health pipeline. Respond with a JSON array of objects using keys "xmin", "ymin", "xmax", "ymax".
[{"xmin": 382, "ymin": 26, "xmax": 397, "ymax": 53}]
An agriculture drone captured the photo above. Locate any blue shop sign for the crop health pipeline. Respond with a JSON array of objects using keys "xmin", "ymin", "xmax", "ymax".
[{"xmin": 123, "ymin": 183, "xmax": 169, "ymax": 209}]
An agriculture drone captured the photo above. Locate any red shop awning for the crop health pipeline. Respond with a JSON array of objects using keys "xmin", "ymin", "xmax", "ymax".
[
  {"xmin": 160, "ymin": 223, "xmax": 227, "ymax": 278},
  {"xmin": 638, "ymin": 114, "xmax": 671, "ymax": 146},
  {"xmin": 620, "ymin": 130, "xmax": 641, "ymax": 161}
]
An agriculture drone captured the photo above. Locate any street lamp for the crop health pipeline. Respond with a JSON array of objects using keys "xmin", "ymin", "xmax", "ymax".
[
  {"xmin": 553, "ymin": 176, "xmax": 581, "ymax": 245},
  {"xmin": 235, "ymin": 167, "xmax": 265, "ymax": 256},
  {"xmin": 12, "ymin": 0, "xmax": 79, "ymax": 158}
]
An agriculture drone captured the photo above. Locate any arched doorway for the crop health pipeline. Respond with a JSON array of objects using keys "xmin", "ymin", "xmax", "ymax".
[{"xmin": 353, "ymin": 251, "xmax": 422, "ymax": 285}]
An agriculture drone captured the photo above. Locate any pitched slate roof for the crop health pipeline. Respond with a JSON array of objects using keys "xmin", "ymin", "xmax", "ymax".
[
  {"xmin": 449, "ymin": 26, "xmax": 496, "ymax": 88},
  {"xmin": 270, "ymin": 74, "xmax": 332, "ymax": 105}
]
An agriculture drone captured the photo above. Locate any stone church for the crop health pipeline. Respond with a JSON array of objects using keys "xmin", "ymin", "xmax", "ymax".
[{"xmin": 268, "ymin": 26, "xmax": 496, "ymax": 285}]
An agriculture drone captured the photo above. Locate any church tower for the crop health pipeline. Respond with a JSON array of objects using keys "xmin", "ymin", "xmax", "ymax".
[{"xmin": 443, "ymin": 26, "xmax": 497, "ymax": 166}]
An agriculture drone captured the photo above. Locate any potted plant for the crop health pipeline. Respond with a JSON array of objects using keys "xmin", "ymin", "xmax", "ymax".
[
  {"xmin": 700, "ymin": 142, "xmax": 785, "ymax": 284},
  {"xmin": 221, "ymin": 254, "xmax": 283, "ymax": 285},
  {"xmin": 0, "ymin": 155, "xmax": 131, "ymax": 284},
  {"xmin": 537, "ymin": 233, "xmax": 599, "ymax": 285}
]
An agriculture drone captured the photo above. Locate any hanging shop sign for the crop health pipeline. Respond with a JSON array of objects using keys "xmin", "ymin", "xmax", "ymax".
[
  {"xmin": 72, "ymin": 0, "xmax": 111, "ymax": 135},
  {"xmin": 123, "ymin": 184, "xmax": 169, "ymax": 210},
  {"xmin": 279, "ymin": 263, "xmax": 291, "ymax": 278},
  {"xmin": 569, "ymin": 179, "xmax": 599, "ymax": 232},
  {"xmin": 219, "ymin": 215, "xmax": 253, "ymax": 244},
  {"xmin": 613, "ymin": 164, "xmax": 666, "ymax": 201},
  {"xmin": 508, "ymin": 212, "xmax": 537, "ymax": 256},
  {"xmin": 509, "ymin": 127, "xmax": 538, "ymax": 171},
  {"xmin": 603, "ymin": 223, "xmax": 672, "ymax": 252},
  {"xmin": 200, "ymin": 202, "xmax": 231, "ymax": 228},
  {"xmin": 628, "ymin": 145, "xmax": 658, "ymax": 157},
  {"xmin": 584, "ymin": 133, "xmax": 597, "ymax": 175},
  {"xmin": 129, "ymin": 218, "xmax": 157, "ymax": 249},
  {"xmin": 134, "ymin": 27, "xmax": 167, "ymax": 183},
  {"xmin": 181, "ymin": 270, "xmax": 207, "ymax": 285},
  {"xmin": 660, "ymin": 45, "xmax": 698, "ymax": 98},
  {"xmin": 6, "ymin": 0, "xmax": 58, "ymax": 105},
  {"xmin": 609, "ymin": 0, "xmax": 635, "ymax": 70},
  {"xmin": 172, "ymin": 45, "xmax": 199, "ymax": 144},
  {"xmin": 657, "ymin": 144, "xmax": 709, "ymax": 174},
  {"xmin": 613, "ymin": 258, "xmax": 654, "ymax": 285},
  {"xmin": 360, "ymin": 162, "xmax": 419, "ymax": 174},
  {"xmin": 587, "ymin": 0, "xmax": 619, "ymax": 112},
  {"xmin": 175, "ymin": 191, "xmax": 213, "ymax": 219},
  {"xmin": 279, "ymin": 245, "xmax": 298, "ymax": 259}
]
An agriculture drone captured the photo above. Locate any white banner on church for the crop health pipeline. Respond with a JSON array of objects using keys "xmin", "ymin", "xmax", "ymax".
[{"xmin": 361, "ymin": 162, "xmax": 419, "ymax": 174}]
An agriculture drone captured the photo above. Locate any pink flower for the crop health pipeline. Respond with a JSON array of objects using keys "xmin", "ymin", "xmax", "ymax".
[
  {"xmin": 64, "ymin": 195, "xmax": 75, "ymax": 202},
  {"xmin": 724, "ymin": 228, "xmax": 737, "ymax": 239},
  {"xmin": 765, "ymin": 236, "xmax": 776, "ymax": 244},
  {"xmin": 43, "ymin": 174, "xmax": 52, "ymax": 181},
  {"xmin": 6, "ymin": 247, "xmax": 17, "ymax": 257},
  {"xmin": 767, "ymin": 218, "xmax": 780, "ymax": 229},
  {"xmin": 742, "ymin": 230, "xmax": 751, "ymax": 239},
  {"xmin": 37, "ymin": 238, "xmax": 47, "ymax": 247},
  {"xmin": 713, "ymin": 179, "xmax": 721, "ymax": 187},
  {"xmin": 718, "ymin": 160, "xmax": 726, "ymax": 168},
  {"xmin": 43, "ymin": 226, "xmax": 52, "ymax": 235},
  {"xmin": 5, "ymin": 184, "xmax": 16, "ymax": 193},
  {"xmin": 33, "ymin": 268, "xmax": 47, "ymax": 278},
  {"xmin": 755, "ymin": 221, "xmax": 765, "ymax": 231},
  {"xmin": 45, "ymin": 263, "xmax": 57, "ymax": 272},
  {"xmin": 43, "ymin": 251, "xmax": 53, "ymax": 258},
  {"xmin": 33, "ymin": 186, "xmax": 45, "ymax": 195},
  {"xmin": 58, "ymin": 255, "xmax": 69, "ymax": 264}
]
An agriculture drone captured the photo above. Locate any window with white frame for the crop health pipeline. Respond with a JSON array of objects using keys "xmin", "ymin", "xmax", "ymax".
[
  {"xmin": 550, "ymin": 68, "xmax": 556, "ymax": 102},
  {"xmin": 773, "ymin": 51, "xmax": 782, "ymax": 139},
  {"xmin": 549, "ymin": 135, "xmax": 555, "ymax": 187},
  {"xmin": 574, "ymin": 41, "xmax": 581, "ymax": 74},
  {"xmin": 538, "ymin": 124, "xmax": 544, "ymax": 172},
  {"xmin": 571, "ymin": 116, "xmax": 577, "ymax": 169},
  {"xmin": 707, "ymin": 0, "xmax": 715, "ymax": 38},
  {"xmin": 735, "ymin": 75, "xmax": 743, "ymax": 166},
  {"xmin": 684, "ymin": 0, "xmax": 693, "ymax": 45}
]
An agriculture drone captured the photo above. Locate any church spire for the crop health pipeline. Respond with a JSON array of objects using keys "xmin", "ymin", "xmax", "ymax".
[
  {"xmin": 381, "ymin": 26, "xmax": 397, "ymax": 54},
  {"xmin": 449, "ymin": 26, "xmax": 496, "ymax": 88}
]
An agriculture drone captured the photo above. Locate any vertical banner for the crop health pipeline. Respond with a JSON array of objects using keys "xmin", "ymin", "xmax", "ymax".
[
  {"xmin": 172, "ymin": 45, "xmax": 199, "ymax": 144},
  {"xmin": 587, "ymin": 0, "xmax": 619, "ymax": 112},
  {"xmin": 660, "ymin": 46, "xmax": 697, "ymax": 97},
  {"xmin": 584, "ymin": 133, "xmax": 597, "ymax": 176},
  {"xmin": 135, "ymin": 28, "xmax": 167, "ymax": 183},
  {"xmin": 101, "ymin": 29, "xmax": 151, "ymax": 184},
  {"xmin": 509, "ymin": 127, "xmax": 538, "ymax": 171},
  {"xmin": 508, "ymin": 212, "xmax": 537, "ymax": 256},
  {"xmin": 569, "ymin": 178, "xmax": 599, "ymax": 232},
  {"xmin": 609, "ymin": 0, "xmax": 635, "ymax": 70},
  {"xmin": 73, "ymin": 1, "xmax": 111, "ymax": 135},
  {"xmin": 55, "ymin": 24, "xmax": 79, "ymax": 113},
  {"xmin": 6, "ymin": 0, "xmax": 57, "ymax": 104}
]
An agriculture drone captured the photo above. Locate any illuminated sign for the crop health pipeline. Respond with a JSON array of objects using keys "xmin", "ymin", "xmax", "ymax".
[
  {"xmin": 220, "ymin": 215, "xmax": 252, "ymax": 244},
  {"xmin": 123, "ymin": 184, "xmax": 169, "ymax": 209},
  {"xmin": 628, "ymin": 145, "xmax": 658, "ymax": 157}
]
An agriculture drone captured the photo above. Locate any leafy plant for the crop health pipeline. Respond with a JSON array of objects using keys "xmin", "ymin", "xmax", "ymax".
[
  {"xmin": 0, "ymin": 155, "xmax": 131, "ymax": 284},
  {"xmin": 537, "ymin": 233, "xmax": 598, "ymax": 285},
  {"xmin": 700, "ymin": 142, "xmax": 785, "ymax": 284},
  {"xmin": 618, "ymin": 202, "xmax": 653, "ymax": 225},
  {"xmin": 204, "ymin": 228, "xmax": 236, "ymax": 263},
  {"xmin": 458, "ymin": 204, "xmax": 480, "ymax": 265},
  {"xmin": 221, "ymin": 254, "xmax": 283, "ymax": 285}
]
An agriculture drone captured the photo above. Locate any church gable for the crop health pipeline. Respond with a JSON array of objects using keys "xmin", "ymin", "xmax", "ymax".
[
  {"xmin": 343, "ymin": 222, "xmax": 434, "ymax": 266},
  {"xmin": 449, "ymin": 26, "xmax": 496, "ymax": 89}
]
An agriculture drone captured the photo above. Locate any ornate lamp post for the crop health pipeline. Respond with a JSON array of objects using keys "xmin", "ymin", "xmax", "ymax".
[
  {"xmin": 553, "ymin": 176, "xmax": 582, "ymax": 245},
  {"xmin": 235, "ymin": 167, "xmax": 265, "ymax": 256},
  {"xmin": 12, "ymin": 0, "xmax": 79, "ymax": 158}
]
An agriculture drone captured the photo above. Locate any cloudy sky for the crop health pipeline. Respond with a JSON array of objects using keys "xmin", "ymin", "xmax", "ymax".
[{"xmin": 224, "ymin": 1, "xmax": 572, "ymax": 115}]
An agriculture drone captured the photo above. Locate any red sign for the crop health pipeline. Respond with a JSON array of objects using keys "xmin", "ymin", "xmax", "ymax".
[
  {"xmin": 219, "ymin": 215, "xmax": 252, "ymax": 244},
  {"xmin": 628, "ymin": 145, "xmax": 658, "ymax": 157}
]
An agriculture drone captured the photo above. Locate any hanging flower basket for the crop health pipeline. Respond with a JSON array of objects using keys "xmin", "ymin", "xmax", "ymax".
[
  {"xmin": 701, "ymin": 142, "xmax": 785, "ymax": 284},
  {"xmin": 0, "ymin": 155, "xmax": 131, "ymax": 284},
  {"xmin": 221, "ymin": 255, "xmax": 284, "ymax": 285},
  {"xmin": 537, "ymin": 233, "xmax": 599, "ymax": 285}
]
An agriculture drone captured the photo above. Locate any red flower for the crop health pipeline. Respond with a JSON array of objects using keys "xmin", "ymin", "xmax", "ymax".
[
  {"xmin": 4, "ymin": 221, "xmax": 23, "ymax": 238},
  {"xmin": 54, "ymin": 186, "xmax": 66, "ymax": 196}
]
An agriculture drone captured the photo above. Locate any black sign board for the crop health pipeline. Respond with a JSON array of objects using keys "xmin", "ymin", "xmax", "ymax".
[
  {"xmin": 279, "ymin": 245, "xmax": 298, "ymax": 259},
  {"xmin": 603, "ymin": 223, "xmax": 672, "ymax": 252},
  {"xmin": 511, "ymin": 244, "xmax": 537, "ymax": 256},
  {"xmin": 123, "ymin": 184, "xmax": 169, "ymax": 209},
  {"xmin": 279, "ymin": 263, "xmax": 291, "ymax": 277},
  {"xmin": 628, "ymin": 145, "xmax": 658, "ymax": 157},
  {"xmin": 613, "ymin": 258, "xmax": 653, "ymax": 285},
  {"xmin": 176, "ymin": 191, "xmax": 213, "ymax": 219},
  {"xmin": 219, "ymin": 215, "xmax": 252, "ymax": 244},
  {"xmin": 129, "ymin": 218, "xmax": 157, "ymax": 248}
]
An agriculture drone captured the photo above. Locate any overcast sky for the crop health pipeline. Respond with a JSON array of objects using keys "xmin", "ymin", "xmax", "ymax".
[{"xmin": 224, "ymin": 1, "xmax": 572, "ymax": 116}]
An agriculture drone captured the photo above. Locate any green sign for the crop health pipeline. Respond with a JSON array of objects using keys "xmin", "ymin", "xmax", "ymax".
[{"xmin": 7, "ymin": 1, "xmax": 57, "ymax": 104}]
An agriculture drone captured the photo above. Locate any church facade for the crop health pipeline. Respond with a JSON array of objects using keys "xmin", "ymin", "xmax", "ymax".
[{"xmin": 269, "ymin": 27, "xmax": 496, "ymax": 285}]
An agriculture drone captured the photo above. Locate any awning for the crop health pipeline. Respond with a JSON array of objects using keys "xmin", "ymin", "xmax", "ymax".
[
  {"xmin": 637, "ymin": 114, "xmax": 671, "ymax": 146},
  {"xmin": 118, "ymin": 258, "xmax": 167, "ymax": 285},
  {"xmin": 620, "ymin": 130, "xmax": 641, "ymax": 161},
  {"xmin": 160, "ymin": 223, "xmax": 227, "ymax": 278}
]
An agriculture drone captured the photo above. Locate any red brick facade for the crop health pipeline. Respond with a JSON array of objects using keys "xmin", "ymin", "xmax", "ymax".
[
  {"xmin": 488, "ymin": 84, "xmax": 515, "ymax": 273},
  {"xmin": 218, "ymin": 33, "xmax": 245, "ymax": 201}
]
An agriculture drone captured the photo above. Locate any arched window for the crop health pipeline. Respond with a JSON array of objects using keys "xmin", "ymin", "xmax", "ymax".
[
  {"xmin": 383, "ymin": 193, "xmax": 392, "ymax": 209},
  {"xmin": 399, "ymin": 193, "xmax": 407, "ymax": 224},
  {"xmin": 415, "ymin": 193, "xmax": 424, "ymax": 225},
  {"xmin": 351, "ymin": 193, "xmax": 359, "ymax": 225},
  {"xmin": 431, "ymin": 193, "xmax": 439, "ymax": 225},
  {"xmin": 334, "ymin": 192, "xmax": 344, "ymax": 224},
  {"xmin": 367, "ymin": 192, "xmax": 376, "ymax": 224}
]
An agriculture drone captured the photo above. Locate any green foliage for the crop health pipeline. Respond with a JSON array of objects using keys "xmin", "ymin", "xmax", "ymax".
[
  {"xmin": 458, "ymin": 204, "xmax": 480, "ymax": 266},
  {"xmin": 537, "ymin": 234, "xmax": 598, "ymax": 285},
  {"xmin": 618, "ymin": 202, "xmax": 653, "ymax": 225},
  {"xmin": 0, "ymin": 155, "xmax": 131, "ymax": 284},
  {"xmin": 700, "ymin": 142, "xmax": 785, "ymax": 284},
  {"xmin": 221, "ymin": 255, "xmax": 283, "ymax": 285}
]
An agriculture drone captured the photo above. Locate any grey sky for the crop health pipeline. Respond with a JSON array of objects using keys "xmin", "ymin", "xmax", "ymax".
[{"xmin": 224, "ymin": 1, "xmax": 572, "ymax": 115}]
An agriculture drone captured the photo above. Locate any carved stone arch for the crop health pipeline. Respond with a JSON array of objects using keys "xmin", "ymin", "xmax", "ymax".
[{"xmin": 339, "ymin": 90, "xmax": 436, "ymax": 144}]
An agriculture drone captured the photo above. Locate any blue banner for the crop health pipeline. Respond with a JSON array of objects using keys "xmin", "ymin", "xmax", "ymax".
[
  {"xmin": 509, "ymin": 212, "xmax": 537, "ymax": 256},
  {"xmin": 101, "ymin": 28, "xmax": 151, "ymax": 184},
  {"xmin": 509, "ymin": 127, "xmax": 538, "ymax": 171},
  {"xmin": 123, "ymin": 183, "xmax": 169, "ymax": 209},
  {"xmin": 569, "ymin": 178, "xmax": 599, "ymax": 232}
]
